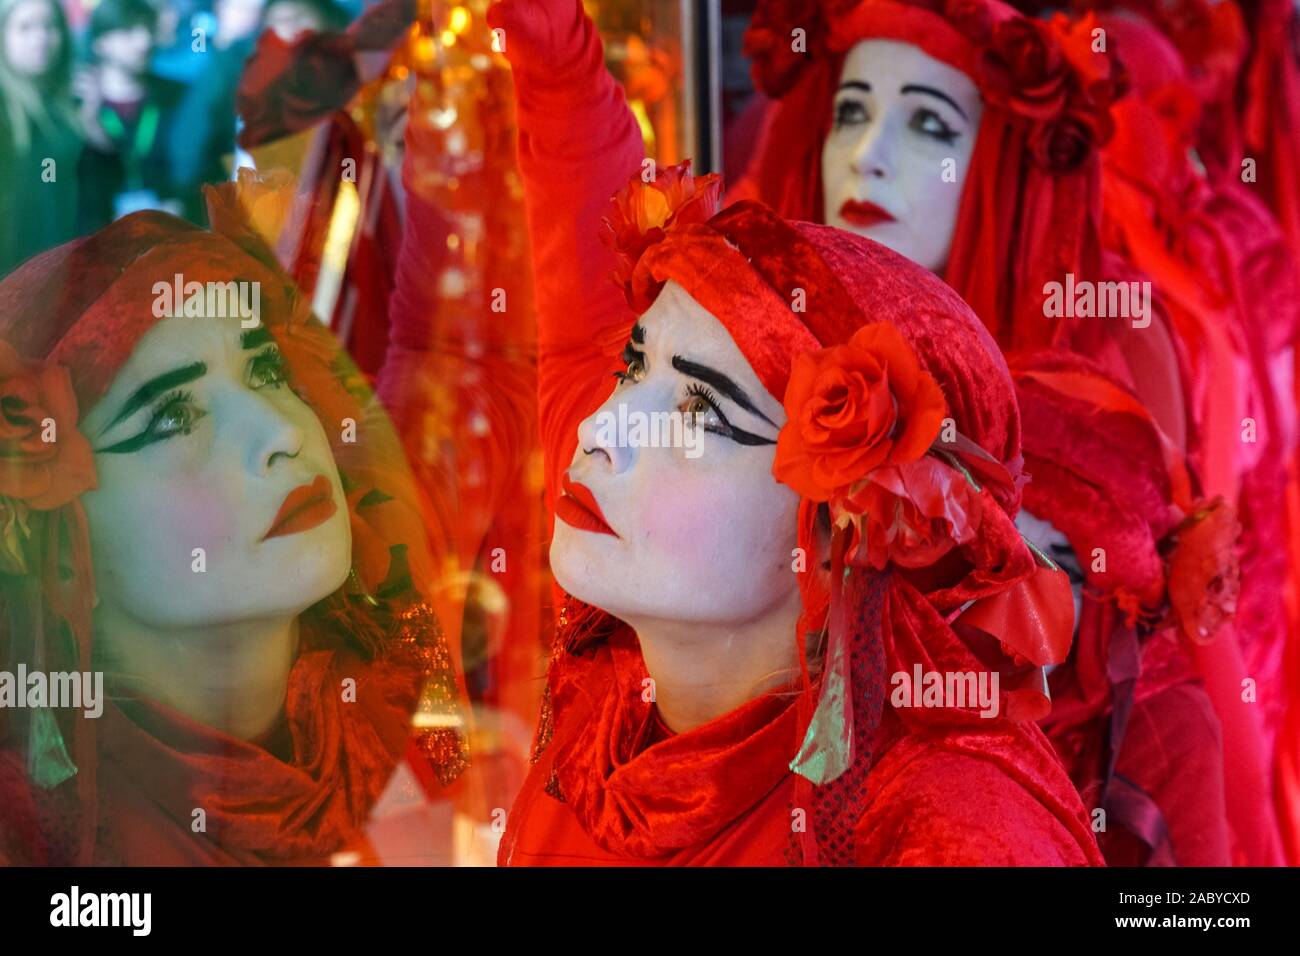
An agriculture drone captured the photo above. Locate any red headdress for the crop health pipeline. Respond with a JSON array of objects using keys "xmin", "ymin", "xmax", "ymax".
[
  {"xmin": 737, "ymin": 0, "xmax": 1124, "ymax": 350},
  {"xmin": 0, "ymin": 184, "xmax": 467, "ymax": 864},
  {"xmin": 543, "ymin": 162, "xmax": 1077, "ymax": 865}
]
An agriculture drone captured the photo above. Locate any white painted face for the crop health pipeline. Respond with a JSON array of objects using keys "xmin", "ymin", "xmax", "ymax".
[
  {"xmin": 79, "ymin": 315, "xmax": 351, "ymax": 630},
  {"xmin": 3, "ymin": 0, "xmax": 61, "ymax": 79},
  {"xmin": 549, "ymin": 281, "xmax": 802, "ymax": 628},
  {"xmin": 1015, "ymin": 507, "xmax": 1084, "ymax": 634},
  {"xmin": 820, "ymin": 39, "xmax": 983, "ymax": 273}
]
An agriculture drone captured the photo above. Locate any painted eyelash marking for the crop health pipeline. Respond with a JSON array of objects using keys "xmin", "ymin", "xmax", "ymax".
[
  {"xmin": 683, "ymin": 383, "xmax": 776, "ymax": 447},
  {"xmin": 249, "ymin": 345, "xmax": 289, "ymax": 388},
  {"xmin": 96, "ymin": 388, "xmax": 204, "ymax": 455},
  {"xmin": 614, "ymin": 342, "xmax": 646, "ymax": 383}
]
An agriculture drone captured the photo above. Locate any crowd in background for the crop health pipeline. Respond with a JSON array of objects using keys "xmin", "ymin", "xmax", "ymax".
[{"xmin": 0, "ymin": 0, "xmax": 361, "ymax": 276}]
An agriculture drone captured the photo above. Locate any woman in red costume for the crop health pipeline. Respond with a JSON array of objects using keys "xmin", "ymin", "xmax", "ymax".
[
  {"xmin": 1011, "ymin": 350, "xmax": 1239, "ymax": 865},
  {"xmin": 732, "ymin": 0, "xmax": 1189, "ymax": 450},
  {"xmin": 460, "ymin": 0, "xmax": 1100, "ymax": 862},
  {"xmin": 0, "ymin": 187, "xmax": 467, "ymax": 865},
  {"xmin": 1087, "ymin": 6, "xmax": 1296, "ymax": 866},
  {"xmin": 490, "ymin": 153, "xmax": 1101, "ymax": 862}
]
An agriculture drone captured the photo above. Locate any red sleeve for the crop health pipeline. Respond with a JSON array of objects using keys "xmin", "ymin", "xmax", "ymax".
[{"xmin": 496, "ymin": 0, "xmax": 646, "ymax": 513}]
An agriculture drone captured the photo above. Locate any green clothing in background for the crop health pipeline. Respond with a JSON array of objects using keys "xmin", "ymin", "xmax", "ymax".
[{"xmin": 0, "ymin": 111, "xmax": 83, "ymax": 277}]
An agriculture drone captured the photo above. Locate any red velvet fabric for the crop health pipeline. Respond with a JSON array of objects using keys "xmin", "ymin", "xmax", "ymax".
[
  {"xmin": 0, "ymin": 208, "xmax": 460, "ymax": 864},
  {"xmin": 493, "ymin": 0, "xmax": 1101, "ymax": 865},
  {"xmin": 505, "ymin": 629, "xmax": 1101, "ymax": 865}
]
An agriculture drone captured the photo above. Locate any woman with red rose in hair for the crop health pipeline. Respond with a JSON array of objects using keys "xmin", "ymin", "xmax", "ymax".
[
  {"xmin": 476, "ymin": 134, "xmax": 1101, "ymax": 861},
  {"xmin": 0, "ymin": 187, "xmax": 468, "ymax": 865}
]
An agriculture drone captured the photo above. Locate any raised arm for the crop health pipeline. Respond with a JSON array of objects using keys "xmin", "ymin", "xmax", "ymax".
[{"xmin": 488, "ymin": 0, "xmax": 646, "ymax": 510}]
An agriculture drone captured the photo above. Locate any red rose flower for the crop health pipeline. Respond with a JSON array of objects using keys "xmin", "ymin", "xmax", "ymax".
[
  {"xmin": 773, "ymin": 323, "xmax": 946, "ymax": 502},
  {"xmin": 0, "ymin": 342, "xmax": 95, "ymax": 512},
  {"xmin": 602, "ymin": 160, "xmax": 723, "ymax": 308},
  {"xmin": 1030, "ymin": 110, "xmax": 1095, "ymax": 172},
  {"xmin": 979, "ymin": 18, "xmax": 1070, "ymax": 122},
  {"xmin": 1046, "ymin": 13, "xmax": 1110, "ymax": 91},
  {"xmin": 837, "ymin": 455, "xmax": 983, "ymax": 570}
]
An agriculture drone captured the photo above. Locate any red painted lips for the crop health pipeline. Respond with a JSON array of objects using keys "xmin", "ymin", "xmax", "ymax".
[
  {"xmin": 263, "ymin": 474, "xmax": 336, "ymax": 541},
  {"xmin": 557, "ymin": 474, "xmax": 618, "ymax": 537},
  {"xmin": 838, "ymin": 199, "xmax": 896, "ymax": 229}
]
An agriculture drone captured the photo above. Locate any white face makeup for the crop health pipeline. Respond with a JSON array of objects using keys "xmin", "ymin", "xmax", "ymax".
[
  {"xmin": 821, "ymin": 39, "xmax": 983, "ymax": 273},
  {"xmin": 1015, "ymin": 507, "xmax": 1084, "ymax": 636},
  {"xmin": 550, "ymin": 281, "xmax": 802, "ymax": 629},
  {"xmin": 3, "ymin": 0, "xmax": 61, "ymax": 79},
  {"xmin": 79, "ymin": 315, "xmax": 351, "ymax": 631}
]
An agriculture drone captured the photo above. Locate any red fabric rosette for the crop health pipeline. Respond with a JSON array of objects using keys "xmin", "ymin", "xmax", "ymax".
[
  {"xmin": 0, "ymin": 344, "xmax": 95, "ymax": 513},
  {"xmin": 600, "ymin": 161, "xmax": 723, "ymax": 312}
]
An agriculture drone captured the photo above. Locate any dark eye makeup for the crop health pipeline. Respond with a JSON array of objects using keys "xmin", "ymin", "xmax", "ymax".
[
  {"xmin": 96, "ymin": 343, "xmax": 292, "ymax": 455},
  {"xmin": 911, "ymin": 107, "xmax": 959, "ymax": 144},
  {"xmin": 832, "ymin": 78, "xmax": 966, "ymax": 144},
  {"xmin": 681, "ymin": 383, "xmax": 775, "ymax": 447},
  {"xmin": 610, "ymin": 332, "xmax": 777, "ymax": 448},
  {"xmin": 834, "ymin": 96, "xmax": 870, "ymax": 130},
  {"xmin": 613, "ymin": 341, "xmax": 646, "ymax": 384}
]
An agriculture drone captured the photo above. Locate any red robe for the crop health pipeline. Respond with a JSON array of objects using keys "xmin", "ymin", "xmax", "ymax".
[{"xmin": 494, "ymin": 3, "xmax": 1103, "ymax": 866}]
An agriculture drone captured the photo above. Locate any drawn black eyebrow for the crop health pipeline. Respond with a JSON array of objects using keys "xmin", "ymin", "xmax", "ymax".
[
  {"xmin": 631, "ymin": 323, "xmax": 645, "ymax": 345},
  {"xmin": 100, "ymin": 362, "xmax": 207, "ymax": 435},
  {"xmin": 837, "ymin": 80, "xmax": 872, "ymax": 96},
  {"xmin": 900, "ymin": 83, "xmax": 968, "ymax": 121},
  {"xmin": 241, "ymin": 326, "xmax": 274, "ymax": 349},
  {"xmin": 671, "ymin": 356, "xmax": 777, "ymax": 428}
]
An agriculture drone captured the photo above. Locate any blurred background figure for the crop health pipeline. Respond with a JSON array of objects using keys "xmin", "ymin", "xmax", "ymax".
[
  {"xmin": 77, "ymin": 0, "xmax": 186, "ymax": 226},
  {"xmin": 167, "ymin": 0, "xmax": 268, "ymax": 221},
  {"xmin": 0, "ymin": 0, "xmax": 83, "ymax": 275}
]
